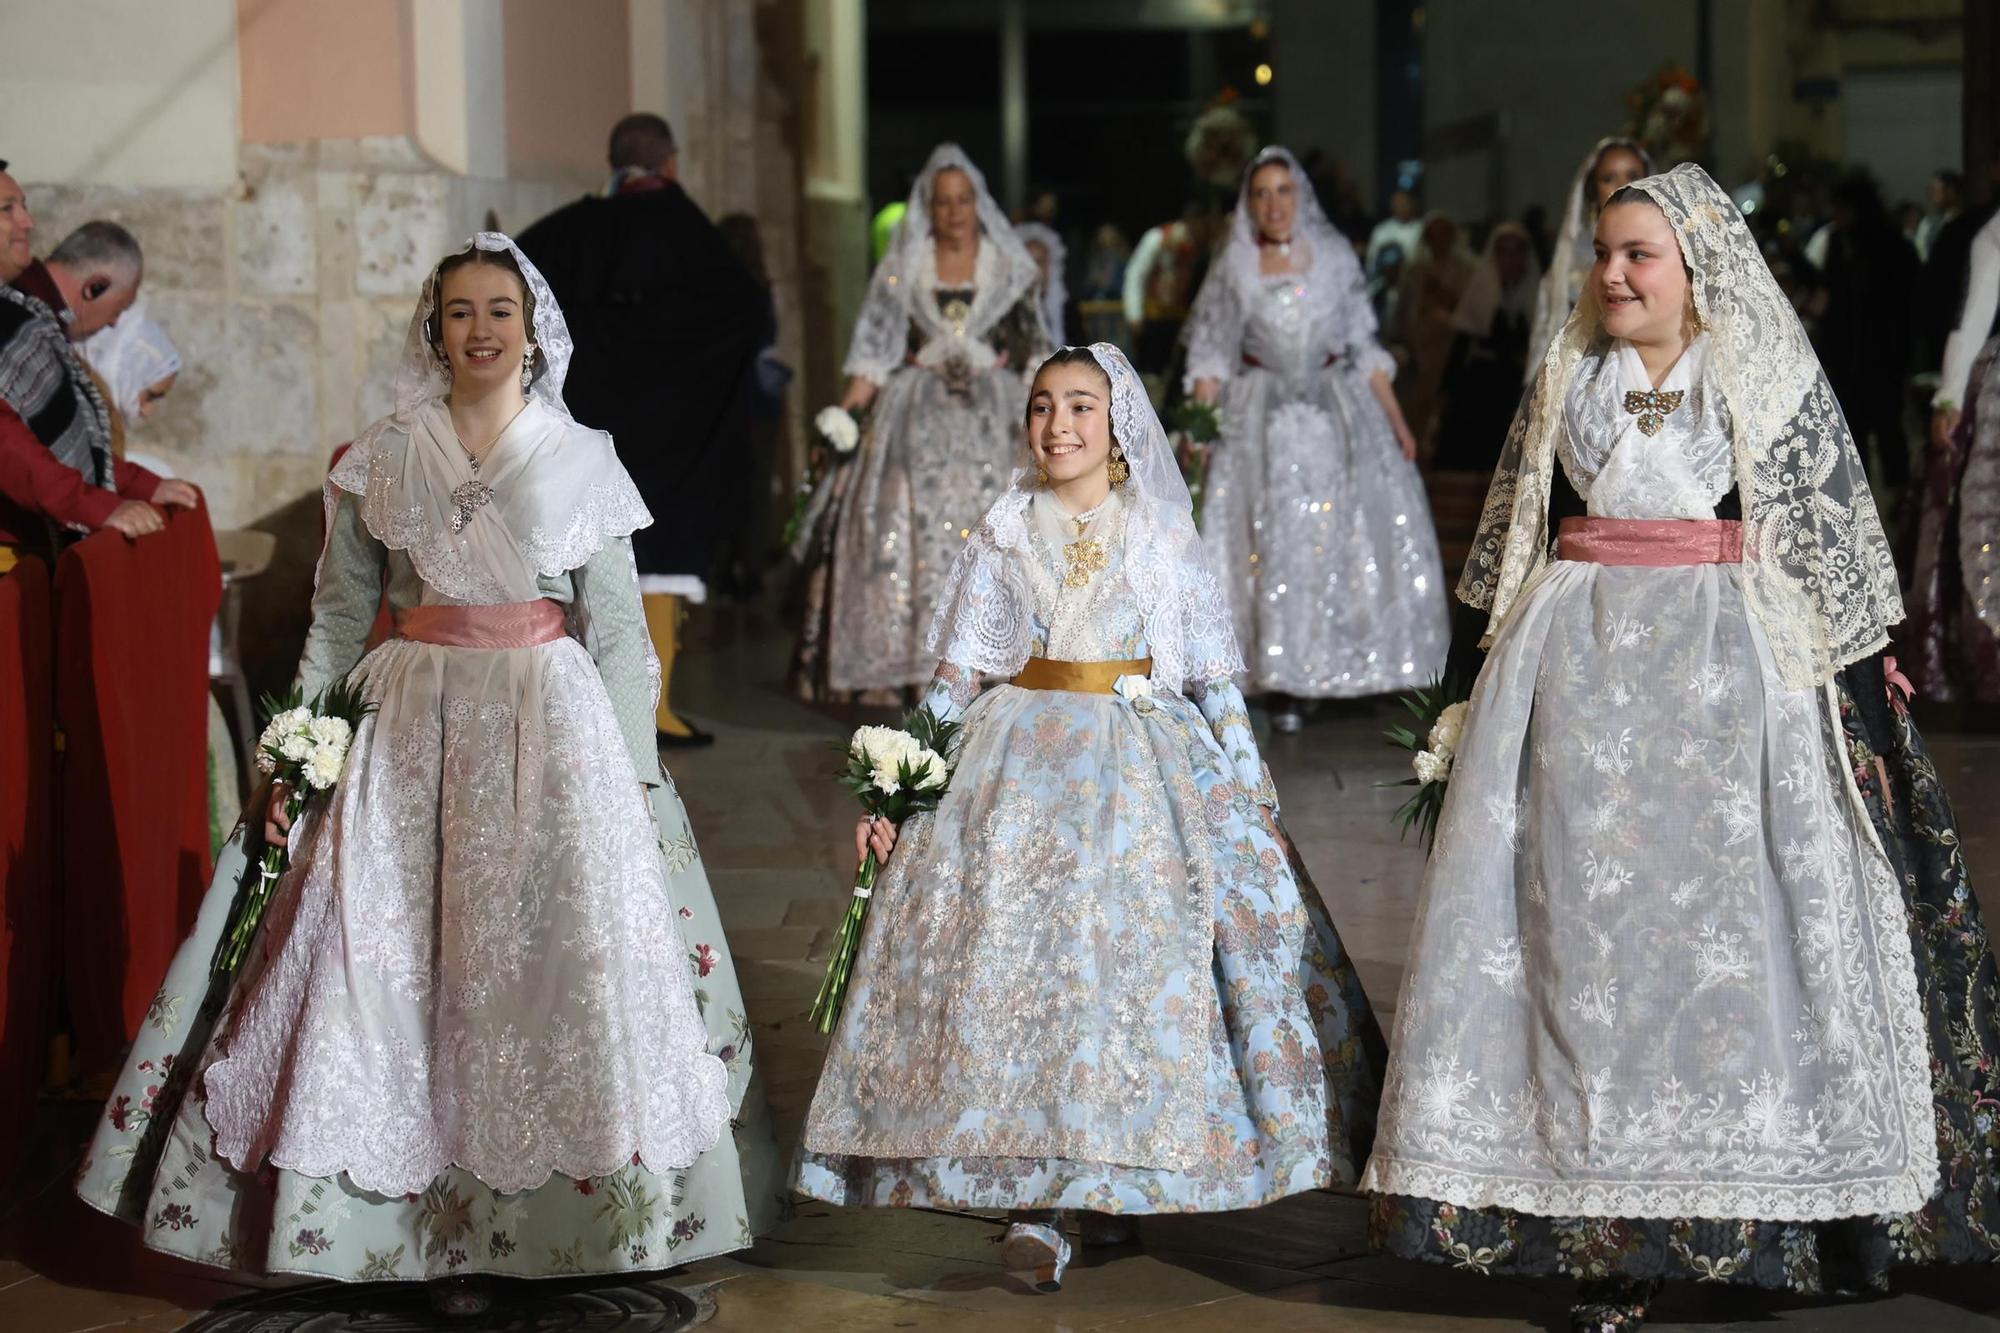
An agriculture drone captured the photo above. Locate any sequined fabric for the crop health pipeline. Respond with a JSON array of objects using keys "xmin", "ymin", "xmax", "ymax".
[
  {"xmin": 1196, "ymin": 274, "xmax": 1450, "ymax": 697},
  {"xmin": 791, "ymin": 286, "xmax": 1047, "ymax": 696}
]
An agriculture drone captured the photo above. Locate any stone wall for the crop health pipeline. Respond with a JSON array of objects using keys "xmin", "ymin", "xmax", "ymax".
[{"xmin": 27, "ymin": 137, "xmax": 595, "ymax": 533}]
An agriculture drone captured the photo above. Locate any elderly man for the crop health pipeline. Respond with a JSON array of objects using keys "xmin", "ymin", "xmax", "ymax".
[
  {"xmin": 0, "ymin": 160, "xmax": 33, "ymax": 284},
  {"xmin": 0, "ymin": 215, "xmax": 196, "ymax": 569},
  {"xmin": 518, "ymin": 113, "xmax": 764, "ymax": 747}
]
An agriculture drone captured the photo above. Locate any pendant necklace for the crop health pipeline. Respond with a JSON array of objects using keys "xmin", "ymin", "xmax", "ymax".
[
  {"xmin": 1061, "ymin": 496, "xmax": 1112, "ymax": 589},
  {"xmin": 450, "ymin": 443, "xmax": 496, "ymax": 533}
]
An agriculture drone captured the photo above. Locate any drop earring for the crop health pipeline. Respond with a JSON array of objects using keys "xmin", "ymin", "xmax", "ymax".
[
  {"xmin": 1107, "ymin": 445, "xmax": 1130, "ymax": 486},
  {"xmin": 520, "ymin": 345, "xmax": 536, "ymax": 391}
]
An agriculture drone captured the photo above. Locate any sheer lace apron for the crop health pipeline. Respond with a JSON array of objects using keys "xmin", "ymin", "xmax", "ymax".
[
  {"xmin": 824, "ymin": 361, "xmax": 1018, "ymax": 692},
  {"xmin": 201, "ymin": 631, "xmax": 729, "ymax": 1197},
  {"xmin": 1200, "ymin": 277, "xmax": 1448, "ymax": 696},
  {"xmin": 1361, "ymin": 343, "xmax": 1934, "ymax": 1222}
]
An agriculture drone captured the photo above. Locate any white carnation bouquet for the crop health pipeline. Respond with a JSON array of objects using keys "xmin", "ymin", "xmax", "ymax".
[
  {"xmin": 1381, "ymin": 677, "xmax": 1471, "ymax": 852},
  {"xmin": 215, "ymin": 676, "xmax": 375, "ymax": 974},
  {"xmin": 809, "ymin": 707, "xmax": 962, "ymax": 1034},
  {"xmin": 814, "ymin": 405, "xmax": 861, "ymax": 456},
  {"xmin": 784, "ymin": 404, "xmax": 870, "ymax": 551}
]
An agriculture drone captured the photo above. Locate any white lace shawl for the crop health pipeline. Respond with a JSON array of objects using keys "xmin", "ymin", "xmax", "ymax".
[
  {"xmin": 330, "ymin": 400, "xmax": 650, "ymax": 604},
  {"xmin": 842, "ymin": 144, "xmax": 1044, "ymax": 383},
  {"xmin": 327, "ymin": 232, "xmax": 650, "ymax": 603},
  {"xmin": 1461, "ymin": 163, "xmax": 1902, "ymax": 690},
  {"xmin": 926, "ymin": 342, "xmax": 1240, "ymax": 691},
  {"xmin": 1184, "ymin": 145, "xmax": 1394, "ymax": 387}
]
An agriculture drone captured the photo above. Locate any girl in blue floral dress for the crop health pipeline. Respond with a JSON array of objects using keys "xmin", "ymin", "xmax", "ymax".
[{"xmin": 794, "ymin": 343, "xmax": 1384, "ymax": 1289}]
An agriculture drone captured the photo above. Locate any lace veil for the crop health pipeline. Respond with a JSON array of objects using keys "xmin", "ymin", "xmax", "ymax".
[
  {"xmin": 842, "ymin": 144, "xmax": 1044, "ymax": 382},
  {"xmin": 1525, "ymin": 138, "xmax": 1653, "ymax": 380},
  {"xmin": 1014, "ymin": 220, "xmax": 1069, "ymax": 344},
  {"xmin": 926, "ymin": 342, "xmax": 1241, "ymax": 690},
  {"xmin": 1186, "ymin": 146, "xmax": 1390, "ymax": 384},
  {"xmin": 327, "ymin": 232, "xmax": 649, "ymax": 604},
  {"xmin": 1461, "ymin": 163, "xmax": 1901, "ymax": 690}
]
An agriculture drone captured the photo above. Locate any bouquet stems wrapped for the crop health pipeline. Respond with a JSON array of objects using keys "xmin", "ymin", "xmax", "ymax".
[
  {"xmin": 214, "ymin": 677, "xmax": 374, "ymax": 976},
  {"xmin": 809, "ymin": 707, "xmax": 961, "ymax": 1034}
]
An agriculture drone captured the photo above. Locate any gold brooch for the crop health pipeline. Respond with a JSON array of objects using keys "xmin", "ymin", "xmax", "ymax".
[
  {"xmin": 1063, "ymin": 537, "xmax": 1108, "ymax": 589},
  {"xmin": 1623, "ymin": 388, "xmax": 1685, "ymax": 437}
]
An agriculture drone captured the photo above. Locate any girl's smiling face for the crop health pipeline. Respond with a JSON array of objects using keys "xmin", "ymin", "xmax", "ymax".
[
  {"xmin": 437, "ymin": 261, "xmax": 530, "ymax": 390},
  {"xmin": 1027, "ymin": 359, "xmax": 1113, "ymax": 486},
  {"xmin": 1593, "ymin": 198, "xmax": 1692, "ymax": 348}
]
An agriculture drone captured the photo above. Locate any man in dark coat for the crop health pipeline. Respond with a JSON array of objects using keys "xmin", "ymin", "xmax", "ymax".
[{"xmin": 518, "ymin": 113, "xmax": 764, "ymax": 748}]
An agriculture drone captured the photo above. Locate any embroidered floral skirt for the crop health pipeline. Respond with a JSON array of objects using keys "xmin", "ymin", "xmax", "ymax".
[
  {"xmin": 74, "ymin": 639, "xmax": 783, "ymax": 1280},
  {"xmin": 794, "ymin": 685, "xmax": 1385, "ymax": 1213},
  {"xmin": 1369, "ymin": 666, "xmax": 2000, "ymax": 1292}
]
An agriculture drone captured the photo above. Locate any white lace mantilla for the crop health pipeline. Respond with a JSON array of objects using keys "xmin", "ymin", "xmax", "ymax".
[
  {"xmin": 843, "ymin": 143, "xmax": 1044, "ymax": 384},
  {"xmin": 926, "ymin": 344, "xmax": 1240, "ymax": 693},
  {"xmin": 1184, "ymin": 146, "xmax": 1396, "ymax": 388},
  {"xmin": 1461, "ymin": 163, "xmax": 1902, "ymax": 691}
]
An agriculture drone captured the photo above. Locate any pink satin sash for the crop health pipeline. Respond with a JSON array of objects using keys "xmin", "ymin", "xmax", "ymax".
[
  {"xmin": 396, "ymin": 599, "xmax": 569, "ymax": 648},
  {"xmin": 1557, "ymin": 517, "xmax": 1743, "ymax": 567}
]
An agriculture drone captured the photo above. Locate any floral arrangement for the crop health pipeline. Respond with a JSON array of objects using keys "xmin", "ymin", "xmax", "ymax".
[
  {"xmin": 1169, "ymin": 399, "xmax": 1223, "ymax": 526},
  {"xmin": 814, "ymin": 405, "xmax": 861, "ymax": 456},
  {"xmin": 809, "ymin": 708, "xmax": 963, "ymax": 1033},
  {"xmin": 1624, "ymin": 63, "xmax": 1709, "ymax": 168},
  {"xmin": 784, "ymin": 405, "xmax": 869, "ymax": 550},
  {"xmin": 216, "ymin": 678, "xmax": 375, "ymax": 974},
  {"xmin": 1381, "ymin": 678, "xmax": 1471, "ymax": 851}
]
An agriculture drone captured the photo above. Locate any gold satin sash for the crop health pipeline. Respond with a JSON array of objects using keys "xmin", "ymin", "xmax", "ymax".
[{"xmin": 1009, "ymin": 656, "xmax": 1153, "ymax": 694}]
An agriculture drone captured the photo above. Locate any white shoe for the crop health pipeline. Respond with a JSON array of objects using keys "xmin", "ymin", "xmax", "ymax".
[
  {"xmin": 1272, "ymin": 709, "xmax": 1304, "ymax": 734},
  {"xmin": 1000, "ymin": 1221, "xmax": 1073, "ymax": 1292}
]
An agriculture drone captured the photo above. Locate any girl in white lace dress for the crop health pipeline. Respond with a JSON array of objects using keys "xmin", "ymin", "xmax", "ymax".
[
  {"xmin": 1362, "ymin": 166, "xmax": 2000, "ymax": 1332},
  {"xmin": 76, "ymin": 235, "xmax": 780, "ymax": 1303},
  {"xmin": 1185, "ymin": 148, "xmax": 1448, "ymax": 731},
  {"xmin": 795, "ymin": 345, "xmax": 1384, "ymax": 1291}
]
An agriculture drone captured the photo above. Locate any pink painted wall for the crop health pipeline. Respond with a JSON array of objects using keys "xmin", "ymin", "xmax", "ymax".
[
  {"xmin": 502, "ymin": 0, "xmax": 633, "ymax": 171},
  {"xmin": 237, "ymin": 0, "xmax": 414, "ymax": 144}
]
